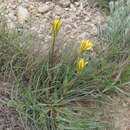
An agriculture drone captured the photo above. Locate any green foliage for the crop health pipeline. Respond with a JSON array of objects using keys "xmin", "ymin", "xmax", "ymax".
[
  {"xmin": 96, "ymin": 0, "xmax": 110, "ymax": 13},
  {"xmin": 0, "ymin": 1, "xmax": 130, "ymax": 129},
  {"xmin": 0, "ymin": 17, "xmax": 43, "ymax": 81},
  {"xmin": 98, "ymin": 0, "xmax": 130, "ymax": 92},
  {"xmin": 10, "ymin": 48, "xmax": 106, "ymax": 130},
  {"xmin": 0, "ymin": 18, "xmax": 107, "ymax": 129}
]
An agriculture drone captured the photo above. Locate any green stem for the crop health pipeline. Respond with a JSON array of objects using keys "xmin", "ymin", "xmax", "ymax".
[
  {"xmin": 48, "ymin": 32, "xmax": 56, "ymax": 96},
  {"xmin": 50, "ymin": 32, "xmax": 56, "ymax": 68}
]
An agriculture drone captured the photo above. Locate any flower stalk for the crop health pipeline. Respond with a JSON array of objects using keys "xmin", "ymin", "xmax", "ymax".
[{"xmin": 47, "ymin": 18, "xmax": 62, "ymax": 130}]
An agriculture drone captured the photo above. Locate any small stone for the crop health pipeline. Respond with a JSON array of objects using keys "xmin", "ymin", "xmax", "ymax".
[
  {"xmin": 79, "ymin": 32, "xmax": 87, "ymax": 39},
  {"xmin": 38, "ymin": 4, "xmax": 54, "ymax": 14},
  {"xmin": 65, "ymin": 8, "xmax": 70, "ymax": 11},
  {"xmin": 57, "ymin": 0, "xmax": 71, "ymax": 8},
  {"xmin": 64, "ymin": 24, "xmax": 72, "ymax": 33},
  {"xmin": 70, "ymin": 4, "xmax": 76, "ymax": 11},
  {"xmin": 85, "ymin": 16, "xmax": 90, "ymax": 22},
  {"xmin": 122, "ymin": 102, "xmax": 128, "ymax": 107},
  {"xmin": 75, "ymin": 2, "xmax": 80, "ymax": 7},
  {"xmin": 55, "ymin": 5, "xmax": 64, "ymax": 15},
  {"xmin": 8, "ymin": 12, "xmax": 17, "ymax": 21},
  {"xmin": 17, "ymin": 6, "xmax": 30, "ymax": 24}
]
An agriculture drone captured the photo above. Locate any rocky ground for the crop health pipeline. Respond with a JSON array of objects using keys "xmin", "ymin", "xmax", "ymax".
[
  {"xmin": 1, "ymin": 0, "xmax": 104, "ymax": 41},
  {"xmin": 0, "ymin": 0, "xmax": 130, "ymax": 130}
]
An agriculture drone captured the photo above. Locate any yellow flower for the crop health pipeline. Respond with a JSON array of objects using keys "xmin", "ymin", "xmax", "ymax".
[
  {"xmin": 52, "ymin": 19, "xmax": 62, "ymax": 34},
  {"xmin": 80, "ymin": 40, "xmax": 93, "ymax": 53},
  {"xmin": 77, "ymin": 58, "xmax": 88, "ymax": 74}
]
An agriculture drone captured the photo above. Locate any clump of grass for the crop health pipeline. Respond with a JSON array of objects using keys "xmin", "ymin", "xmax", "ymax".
[
  {"xmin": 10, "ymin": 19, "xmax": 107, "ymax": 130},
  {"xmin": 0, "ymin": 15, "xmax": 44, "ymax": 82},
  {"xmin": 0, "ymin": 1, "xmax": 130, "ymax": 129},
  {"xmin": 98, "ymin": 0, "xmax": 130, "ymax": 93},
  {"xmin": 0, "ymin": 17, "xmax": 108, "ymax": 129}
]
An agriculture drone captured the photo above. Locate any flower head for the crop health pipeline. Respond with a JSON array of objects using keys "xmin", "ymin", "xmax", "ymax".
[
  {"xmin": 52, "ymin": 19, "xmax": 62, "ymax": 34},
  {"xmin": 77, "ymin": 58, "xmax": 88, "ymax": 74},
  {"xmin": 80, "ymin": 40, "xmax": 93, "ymax": 53}
]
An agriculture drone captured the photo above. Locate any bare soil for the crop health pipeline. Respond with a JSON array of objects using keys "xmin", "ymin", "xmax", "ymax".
[{"xmin": 0, "ymin": 82, "xmax": 24, "ymax": 130}]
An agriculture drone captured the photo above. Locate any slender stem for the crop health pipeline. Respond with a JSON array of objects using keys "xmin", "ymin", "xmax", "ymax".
[
  {"xmin": 47, "ymin": 32, "xmax": 57, "ymax": 130},
  {"xmin": 51, "ymin": 32, "xmax": 56, "ymax": 68},
  {"xmin": 48, "ymin": 32, "xmax": 56, "ymax": 95}
]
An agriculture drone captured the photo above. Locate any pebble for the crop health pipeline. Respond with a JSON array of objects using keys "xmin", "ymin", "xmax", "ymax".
[
  {"xmin": 57, "ymin": 0, "xmax": 71, "ymax": 8},
  {"xmin": 38, "ymin": 3, "xmax": 54, "ymax": 14},
  {"xmin": 70, "ymin": 4, "xmax": 76, "ymax": 11},
  {"xmin": 17, "ymin": 6, "xmax": 30, "ymax": 24},
  {"xmin": 54, "ymin": 5, "xmax": 64, "ymax": 15},
  {"xmin": 64, "ymin": 24, "xmax": 72, "ymax": 33}
]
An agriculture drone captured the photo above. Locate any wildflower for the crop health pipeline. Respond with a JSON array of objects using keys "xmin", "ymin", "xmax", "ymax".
[
  {"xmin": 52, "ymin": 19, "xmax": 62, "ymax": 34},
  {"xmin": 80, "ymin": 40, "xmax": 93, "ymax": 53},
  {"xmin": 77, "ymin": 58, "xmax": 88, "ymax": 74}
]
